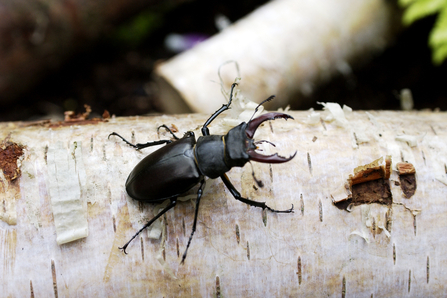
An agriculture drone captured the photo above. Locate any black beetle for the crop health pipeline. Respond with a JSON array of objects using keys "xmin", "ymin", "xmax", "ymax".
[{"xmin": 109, "ymin": 83, "xmax": 296, "ymax": 263}]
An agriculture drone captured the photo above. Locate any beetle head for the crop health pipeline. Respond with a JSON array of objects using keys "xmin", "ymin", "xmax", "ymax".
[
  {"xmin": 245, "ymin": 112, "xmax": 297, "ymax": 163},
  {"xmin": 224, "ymin": 112, "xmax": 296, "ymax": 169}
]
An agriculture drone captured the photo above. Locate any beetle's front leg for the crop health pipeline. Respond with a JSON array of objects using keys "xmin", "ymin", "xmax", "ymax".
[
  {"xmin": 108, "ymin": 132, "xmax": 173, "ymax": 150},
  {"xmin": 220, "ymin": 174, "xmax": 294, "ymax": 213},
  {"xmin": 201, "ymin": 83, "xmax": 238, "ymax": 136}
]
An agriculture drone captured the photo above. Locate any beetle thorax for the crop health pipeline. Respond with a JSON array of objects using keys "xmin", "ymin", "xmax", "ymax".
[
  {"xmin": 194, "ymin": 123, "xmax": 252, "ymax": 179},
  {"xmin": 194, "ymin": 135, "xmax": 230, "ymax": 179}
]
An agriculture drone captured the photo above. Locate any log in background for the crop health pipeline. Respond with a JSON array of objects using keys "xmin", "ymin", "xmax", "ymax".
[{"xmin": 0, "ymin": 110, "xmax": 446, "ymax": 297}]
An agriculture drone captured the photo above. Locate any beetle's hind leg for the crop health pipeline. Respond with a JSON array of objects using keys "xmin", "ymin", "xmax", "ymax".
[
  {"xmin": 119, "ymin": 197, "xmax": 177, "ymax": 254},
  {"xmin": 108, "ymin": 132, "xmax": 173, "ymax": 150},
  {"xmin": 181, "ymin": 179, "xmax": 206, "ymax": 264},
  {"xmin": 220, "ymin": 174, "xmax": 294, "ymax": 213}
]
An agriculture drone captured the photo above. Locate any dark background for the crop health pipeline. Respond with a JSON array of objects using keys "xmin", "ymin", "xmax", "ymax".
[{"xmin": 0, "ymin": 0, "xmax": 445, "ymax": 122}]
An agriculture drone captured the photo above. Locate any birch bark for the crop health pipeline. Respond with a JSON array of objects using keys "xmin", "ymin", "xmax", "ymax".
[{"xmin": 0, "ymin": 110, "xmax": 446, "ymax": 297}]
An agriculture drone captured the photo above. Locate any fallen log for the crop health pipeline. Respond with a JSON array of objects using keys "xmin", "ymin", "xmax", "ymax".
[{"xmin": 155, "ymin": 0, "xmax": 400, "ymax": 113}]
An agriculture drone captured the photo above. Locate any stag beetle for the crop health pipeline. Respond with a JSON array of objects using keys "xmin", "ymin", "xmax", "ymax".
[{"xmin": 109, "ymin": 83, "xmax": 296, "ymax": 263}]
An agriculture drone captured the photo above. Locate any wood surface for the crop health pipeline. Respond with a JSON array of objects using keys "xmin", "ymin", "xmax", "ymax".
[{"xmin": 0, "ymin": 110, "xmax": 446, "ymax": 297}]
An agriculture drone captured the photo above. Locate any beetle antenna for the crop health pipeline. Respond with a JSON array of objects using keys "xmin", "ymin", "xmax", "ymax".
[
  {"xmin": 249, "ymin": 162, "xmax": 264, "ymax": 188},
  {"xmin": 249, "ymin": 95, "xmax": 275, "ymax": 123}
]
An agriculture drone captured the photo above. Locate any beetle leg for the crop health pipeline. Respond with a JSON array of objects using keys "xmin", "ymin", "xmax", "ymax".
[
  {"xmin": 108, "ymin": 132, "xmax": 173, "ymax": 150},
  {"xmin": 181, "ymin": 179, "xmax": 206, "ymax": 264},
  {"xmin": 220, "ymin": 174, "xmax": 294, "ymax": 213},
  {"xmin": 119, "ymin": 197, "xmax": 177, "ymax": 254},
  {"xmin": 201, "ymin": 83, "xmax": 238, "ymax": 136},
  {"xmin": 157, "ymin": 124, "xmax": 180, "ymax": 140}
]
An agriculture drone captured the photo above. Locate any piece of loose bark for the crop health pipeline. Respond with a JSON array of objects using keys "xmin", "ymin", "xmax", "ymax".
[{"xmin": 397, "ymin": 162, "xmax": 417, "ymax": 198}]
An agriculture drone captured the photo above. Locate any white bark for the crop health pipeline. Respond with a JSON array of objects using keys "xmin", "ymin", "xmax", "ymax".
[{"xmin": 0, "ymin": 110, "xmax": 446, "ymax": 297}]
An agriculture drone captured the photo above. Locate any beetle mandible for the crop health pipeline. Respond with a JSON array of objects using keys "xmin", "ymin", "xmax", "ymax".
[{"xmin": 109, "ymin": 83, "xmax": 296, "ymax": 263}]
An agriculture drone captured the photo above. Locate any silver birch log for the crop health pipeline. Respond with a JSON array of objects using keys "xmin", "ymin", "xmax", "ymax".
[{"xmin": 0, "ymin": 109, "xmax": 446, "ymax": 297}]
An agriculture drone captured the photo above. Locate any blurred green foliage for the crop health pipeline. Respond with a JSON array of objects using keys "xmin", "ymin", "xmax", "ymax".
[{"xmin": 399, "ymin": 0, "xmax": 447, "ymax": 65}]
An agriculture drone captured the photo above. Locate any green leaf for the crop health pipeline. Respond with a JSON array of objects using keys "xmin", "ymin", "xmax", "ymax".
[
  {"xmin": 429, "ymin": 7, "xmax": 447, "ymax": 63},
  {"xmin": 399, "ymin": 0, "xmax": 447, "ymax": 64},
  {"xmin": 429, "ymin": 7, "xmax": 447, "ymax": 46},
  {"xmin": 401, "ymin": 0, "xmax": 446, "ymax": 25},
  {"xmin": 399, "ymin": 0, "xmax": 418, "ymax": 7},
  {"xmin": 432, "ymin": 43, "xmax": 447, "ymax": 64}
]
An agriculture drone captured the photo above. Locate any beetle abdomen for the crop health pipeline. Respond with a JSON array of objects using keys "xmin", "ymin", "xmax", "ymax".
[{"xmin": 125, "ymin": 136, "xmax": 202, "ymax": 202}]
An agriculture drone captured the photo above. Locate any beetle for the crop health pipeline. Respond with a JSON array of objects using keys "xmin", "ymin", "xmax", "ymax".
[{"xmin": 109, "ymin": 83, "xmax": 296, "ymax": 263}]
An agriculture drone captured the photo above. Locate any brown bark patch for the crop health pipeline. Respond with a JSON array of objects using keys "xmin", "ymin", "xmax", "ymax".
[
  {"xmin": 0, "ymin": 141, "xmax": 24, "ymax": 182},
  {"xmin": 352, "ymin": 178, "xmax": 392, "ymax": 206},
  {"xmin": 396, "ymin": 162, "xmax": 416, "ymax": 198}
]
